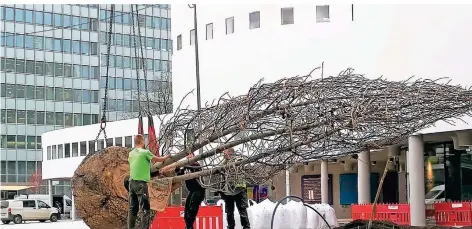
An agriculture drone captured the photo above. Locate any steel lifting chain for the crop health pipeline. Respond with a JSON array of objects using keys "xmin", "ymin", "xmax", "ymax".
[
  {"xmin": 95, "ymin": 4, "xmax": 115, "ymax": 144},
  {"xmin": 130, "ymin": 4, "xmax": 142, "ymax": 116}
]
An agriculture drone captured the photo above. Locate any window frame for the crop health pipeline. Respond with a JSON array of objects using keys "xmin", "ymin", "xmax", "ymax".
[
  {"xmin": 206, "ymin": 23, "xmax": 213, "ymax": 40},
  {"xmin": 281, "ymin": 7, "xmax": 294, "ymax": 25},
  {"xmin": 225, "ymin": 17, "xmax": 234, "ymax": 35},
  {"xmin": 249, "ymin": 11, "xmax": 261, "ymax": 29}
]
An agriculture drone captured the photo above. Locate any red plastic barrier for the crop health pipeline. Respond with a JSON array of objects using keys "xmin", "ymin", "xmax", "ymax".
[
  {"xmin": 434, "ymin": 202, "xmax": 472, "ymax": 227},
  {"xmin": 150, "ymin": 206, "xmax": 223, "ymax": 229},
  {"xmin": 351, "ymin": 204, "xmax": 410, "ymax": 225}
]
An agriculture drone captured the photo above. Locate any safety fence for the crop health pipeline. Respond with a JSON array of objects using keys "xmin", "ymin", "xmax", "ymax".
[
  {"xmin": 150, "ymin": 206, "xmax": 223, "ymax": 229},
  {"xmin": 352, "ymin": 201, "xmax": 472, "ymax": 227}
]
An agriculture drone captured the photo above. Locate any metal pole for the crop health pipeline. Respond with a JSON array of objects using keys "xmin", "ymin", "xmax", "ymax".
[{"xmin": 189, "ymin": 4, "xmax": 207, "ymax": 198}]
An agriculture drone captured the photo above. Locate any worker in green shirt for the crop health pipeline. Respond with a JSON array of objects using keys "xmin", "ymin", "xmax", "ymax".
[{"xmin": 128, "ymin": 134, "xmax": 170, "ymax": 229}]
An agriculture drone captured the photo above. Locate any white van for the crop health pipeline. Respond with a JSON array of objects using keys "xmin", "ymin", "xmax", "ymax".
[
  {"xmin": 425, "ymin": 185, "xmax": 445, "ymax": 204},
  {"xmin": 1, "ymin": 199, "xmax": 59, "ymax": 224},
  {"xmin": 14, "ymin": 194, "xmax": 72, "ymax": 215}
]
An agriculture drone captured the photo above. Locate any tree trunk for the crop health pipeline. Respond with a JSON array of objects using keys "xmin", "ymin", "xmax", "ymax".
[{"xmin": 71, "ymin": 146, "xmax": 181, "ymax": 229}]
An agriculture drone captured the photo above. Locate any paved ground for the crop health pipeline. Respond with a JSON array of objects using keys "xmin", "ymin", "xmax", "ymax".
[{"xmin": 1, "ymin": 220, "xmax": 89, "ymax": 229}]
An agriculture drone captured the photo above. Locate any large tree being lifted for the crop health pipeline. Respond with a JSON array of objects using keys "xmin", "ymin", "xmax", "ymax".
[{"xmin": 72, "ymin": 67, "xmax": 472, "ymax": 229}]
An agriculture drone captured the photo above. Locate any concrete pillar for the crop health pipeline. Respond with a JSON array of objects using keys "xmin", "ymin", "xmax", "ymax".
[
  {"xmin": 71, "ymin": 190, "xmax": 76, "ymax": 221},
  {"xmin": 358, "ymin": 151, "xmax": 371, "ymax": 204},
  {"xmin": 408, "ymin": 135, "xmax": 426, "ymax": 226},
  {"xmin": 321, "ymin": 160, "xmax": 329, "ymax": 204},
  {"xmin": 48, "ymin": 180, "xmax": 53, "ymax": 208}
]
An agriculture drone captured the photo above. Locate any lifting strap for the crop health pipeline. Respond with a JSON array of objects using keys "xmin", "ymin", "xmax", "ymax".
[{"xmin": 131, "ymin": 4, "xmax": 159, "ymax": 155}]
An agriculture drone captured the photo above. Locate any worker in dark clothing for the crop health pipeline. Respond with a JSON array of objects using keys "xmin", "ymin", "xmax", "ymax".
[
  {"xmin": 160, "ymin": 153, "xmax": 206, "ymax": 229},
  {"xmin": 220, "ymin": 149, "xmax": 251, "ymax": 229},
  {"xmin": 128, "ymin": 134, "xmax": 170, "ymax": 229}
]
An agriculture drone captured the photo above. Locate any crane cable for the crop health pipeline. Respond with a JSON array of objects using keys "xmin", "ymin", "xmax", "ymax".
[
  {"xmin": 94, "ymin": 4, "xmax": 114, "ymax": 146},
  {"xmin": 133, "ymin": 4, "xmax": 151, "ymax": 113}
]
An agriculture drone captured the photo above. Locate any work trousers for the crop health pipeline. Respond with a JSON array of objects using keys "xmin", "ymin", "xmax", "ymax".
[
  {"xmin": 128, "ymin": 179, "xmax": 150, "ymax": 229},
  {"xmin": 221, "ymin": 189, "xmax": 251, "ymax": 229},
  {"xmin": 184, "ymin": 188, "xmax": 206, "ymax": 229}
]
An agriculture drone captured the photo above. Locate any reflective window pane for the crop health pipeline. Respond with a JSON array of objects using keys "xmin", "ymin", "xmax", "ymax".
[
  {"xmin": 44, "ymin": 13, "xmax": 53, "ymax": 26},
  {"xmin": 36, "ymin": 111, "xmax": 45, "ymax": 125},
  {"xmin": 15, "ymin": 9, "xmax": 24, "ymax": 22}
]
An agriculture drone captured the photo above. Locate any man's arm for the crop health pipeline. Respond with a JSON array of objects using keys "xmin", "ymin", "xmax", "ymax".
[{"xmin": 151, "ymin": 154, "xmax": 171, "ymax": 164}]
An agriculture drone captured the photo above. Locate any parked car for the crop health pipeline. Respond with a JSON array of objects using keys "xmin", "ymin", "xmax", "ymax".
[
  {"xmin": 425, "ymin": 184, "xmax": 445, "ymax": 204},
  {"xmin": 0, "ymin": 199, "xmax": 59, "ymax": 224}
]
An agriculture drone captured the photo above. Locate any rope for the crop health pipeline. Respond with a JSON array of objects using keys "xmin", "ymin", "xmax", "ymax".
[{"xmin": 94, "ymin": 4, "xmax": 114, "ymax": 144}]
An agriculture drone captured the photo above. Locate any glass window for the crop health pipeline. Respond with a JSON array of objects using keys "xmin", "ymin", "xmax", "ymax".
[
  {"xmin": 206, "ymin": 23, "xmax": 213, "ymax": 40},
  {"xmin": 73, "ymin": 89, "xmax": 82, "ymax": 103},
  {"xmin": 27, "ymin": 111, "xmax": 36, "ymax": 124},
  {"xmin": 72, "ymin": 40, "xmax": 80, "ymax": 54},
  {"xmin": 47, "ymin": 146, "xmax": 51, "ymax": 160},
  {"xmin": 64, "ymin": 143, "xmax": 70, "ymax": 158},
  {"xmin": 25, "ymin": 10, "xmax": 33, "ymax": 24},
  {"xmin": 100, "ymin": 9, "xmax": 106, "ymax": 21},
  {"xmin": 124, "ymin": 100, "xmax": 132, "ymax": 112},
  {"xmin": 35, "ymin": 11, "xmax": 43, "ymax": 24},
  {"xmin": 161, "ymin": 60, "xmax": 168, "ymax": 72},
  {"xmin": 116, "ymin": 100, "xmax": 124, "ymax": 111},
  {"xmin": 45, "ymin": 62, "xmax": 54, "ymax": 76},
  {"xmin": 225, "ymin": 17, "xmax": 234, "ymax": 34},
  {"xmin": 89, "ymin": 18, "xmax": 98, "ymax": 31},
  {"xmin": 55, "ymin": 112, "xmax": 63, "ymax": 126},
  {"xmin": 116, "ymin": 77, "xmax": 123, "ymax": 89},
  {"xmin": 125, "ymin": 136, "xmax": 132, "ymax": 148},
  {"xmin": 72, "ymin": 16, "xmax": 80, "ymax": 29},
  {"xmin": 115, "ymin": 34, "xmax": 122, "ymax": 46},
  {"xmin": 18, "ymin": 161, "xmax": 26, "ymax": 174},
  {"xmin": 81, "ymin": 66, "xmax": 89, "ymax": 79},
  {"xmin": 88, "ymin": 140, "xmax": 95, "ymax": 154},
  {"xmin": 3, "ymin": 58, "xmax": 12, "ymax": 72},
  {"xmin": 26, "ymin": 136, "xmax": 35, "ymax": 149},
  {"xmin": 34, "ymin": 36, "xmax": 44, "ymax": 49},
  {"xmin": 177, "ymin": 35, "xmax": 182, "ymax": 50},
  {"xmin": 16, "ymin": 34, "xmax": 25, "ymax": 48},
  {"xmin": 153, "ymin": 38, "xmax": 160, "ymax": 50},
  {"xmin": 249, "ymin": 11, "xmax": 261, "ymax": 29},
  {"xmin": 80, "ymin": 141, "xmax": 87, "ymax": 156},
  {"xmin": 82, "ymin": 91, "xmax": 90, "ymax": 103},
  {"xmin": 316, "ymin": 5, "xmax": 330, "ymax": 22},
  {"xmin": 46, "ymin": 112, "xmax": 55, "ymax": 125},
  {"xmin": 35, "ymin": 61, "xmax": 44, "ymax": 75},
  {"xmin": 190, "ymin": 29, "xmax": 195, "ymax": 46},
  {"xmin": 115, "ymin": 56, "xmax": 123, "ymax": 68},
  {"xmin": 36, "ymin": 136, "xmax": 41, "ymax": 149},
  {"xmin": 5, "ymin": 8, "xmax": 14, "ymax": 21},
  {"xmin": 92, "ymin": 91, "xmax": 99, "ymax": 103},
  {"xmin": 90, "ymin": 42, "xmax": 98, "ymax": 55},
  {"xmin": 162, "ymin": 18, "xmax": 170, "ymax": 30},
  {"xmin": 16, "ymin": 84, "xmax": 25, "ymax": 98},
  {"xmin": 132, "ymin": 79, "xmax": 138, "ymax": 90},
  {"xmin": 64, "ymin": 113, "xmax": 73, "ymax": 126},
  {"xmin": 26, "ymin": 61, "xmax": 35, "ymax": 74},
  {"xmin": 36, "ymin": 111, "xmax": 45, "ymax": 125},
  {"xmin": 7, "ymin": 136, "xmax": 16, "ymax": 149},
  {"xmin": 46, "ymin": 87, "xmax": 54, "ymax": 100},
  {"xmin": 44, "ymin": 13, "xmax": 53, "ymax": 26},
  {"xmin": 83, "ymin": 114, "xmax": 91, "ymax": 125},
  {"xmin": 64, "ymin": 64, "xmax": 72, "ymax": 77},
  {"xmin": 146, "ymin": 37, "xmax": 153, "ymax": 49},
  {"xmin": 281, "ymin": 7, "xmax": 294, "ymax": 25},
  {"xmin": 73, "ymin": 65, "xmax": 80, "ymax": 78},
  {"xmin": 153, "ymin": 17, "xmax": 160, "ymax": 29},
  {"xmin": 17, "ymin": 110, "xmax": 26, "ymax": 124},
  {"xmin": 91, "ymin": 66, "xmax": 99, "ymax": 79},
  {"xmin": 6, "ymin": 84, "xmax": 15, "ymax": 97},
  {"xmin": 64, "ymin": 88, "xmax": 72, "ymax": 101},
  {"xmin": 115, "ymin": 137, "xmax": 122, "ymax": 146},
  {"xmin": 16, "ymin": 59, "xmax": 25, "ymax": 73},
  {"xmin": 123, "ymin": 56, "xmax": 131, "ymax": 68},
  {"xmin": 108, "ymin": 77, "xmax": 115, "ymax": 90},
  {"xmin": 63, "ymin": 39, "xmax": 71, "ymax": 53},
  {"xmin": 123, "ymin": 34, "xmax": 130, "ymax": 47},
  {"xmin": 63, "ymin": 15, "xmax": 71, "ymax": 27},
  {"xmin": 124, "ymin": 78, "xmax": 131, "ymax": 90},
  {"xmin": 54, "ymin": 63, "xmax": 63, "ymax": 77},
  {"xmin": 0, "ymin": 84, "xmax": 5, "ymax": 97},
  {"xmin": 45, "ymin": 37, "xmax": 54, "ymax": 51},
  {"xmin": 52, "ymin": 145, "xmax": 57, "ymax": 159},
  {"xmin": 146, "ymin": 16, "xmax": 153, "ymax": 28},
  {"xmin": 73, "ymin": 113, "xmax": 82, "ymax": 126},
  {"xmin": 55, "ymin": 88, "xmax": 63, "ymax": 101},
  {"xmin": 80, "ymin": 17, "xmax": 88, "ymax": 30},
  {"xmin": 5, "ymin": 33, "xmax": 14, "ymax": 48},
  {"xmin": 161, "ymin": 39, "xmax": 168, "ymax": 51},
  {"xmin": 7, "ymin": 110, "xmax": 16, "ymax": 123},
  {"xmin": 25, "ymin": 35, "xmax": 34, "ymax": 49},
  {"xmin": 17, "ymin": 135, "xmax": 26, "ymax": 149},
  {"xmin": 57, "ymin": 144, "xmax": 63, "ymax": 158},
  {"xmin": 26, "ymin": 85, "xmax": 35, "ymax": 99},
  {"xmin": 72, "ymin": 143, "xmax": 79, "ymax": 157},
  {"xmin": 81, "ymin": 41, "xmax": 89, "ymax": 55},
  {"xmin": 54, "ymin": 14, "xmax": 62, "ymax": 27},
  {"xmin": 54, "ymin": 39, "xmax": 62, "ymax": 52},
  {"xmin": 15, "ymin": 9, "xmax": 24, "ymax": 22},
  {"xmin": 107, "ymin": 99, "xmax": 116, "ymax": 111}
]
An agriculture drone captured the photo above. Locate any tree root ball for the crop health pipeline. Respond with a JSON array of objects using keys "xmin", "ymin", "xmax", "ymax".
[{"xmin": 72, "ymin": 146, "xmax": 156, "ymax": 229}]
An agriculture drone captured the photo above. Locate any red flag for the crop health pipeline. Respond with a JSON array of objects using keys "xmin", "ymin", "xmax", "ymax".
[
  {"xmin": 147, "ymin": 114, "xmax": 159, "ymax": 156},
  {"xmin": 138, "ymin": 114, "xmax": 144, "ymax": 135}
]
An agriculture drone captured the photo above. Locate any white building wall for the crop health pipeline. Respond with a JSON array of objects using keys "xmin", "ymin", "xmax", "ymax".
[{"xmin": 171, "ymin": 4, "xmax": 472, "ymax": 133}]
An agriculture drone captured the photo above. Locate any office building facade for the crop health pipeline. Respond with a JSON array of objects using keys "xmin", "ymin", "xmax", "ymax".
[{"xmin": 0, "ymin": 4, "xmax": 172, "ymax": 199}]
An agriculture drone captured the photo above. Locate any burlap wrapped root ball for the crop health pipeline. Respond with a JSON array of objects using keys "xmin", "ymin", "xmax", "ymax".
[{"xmin": 72, "ymin": 146, "xmax": 181, "ymax": 229}]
